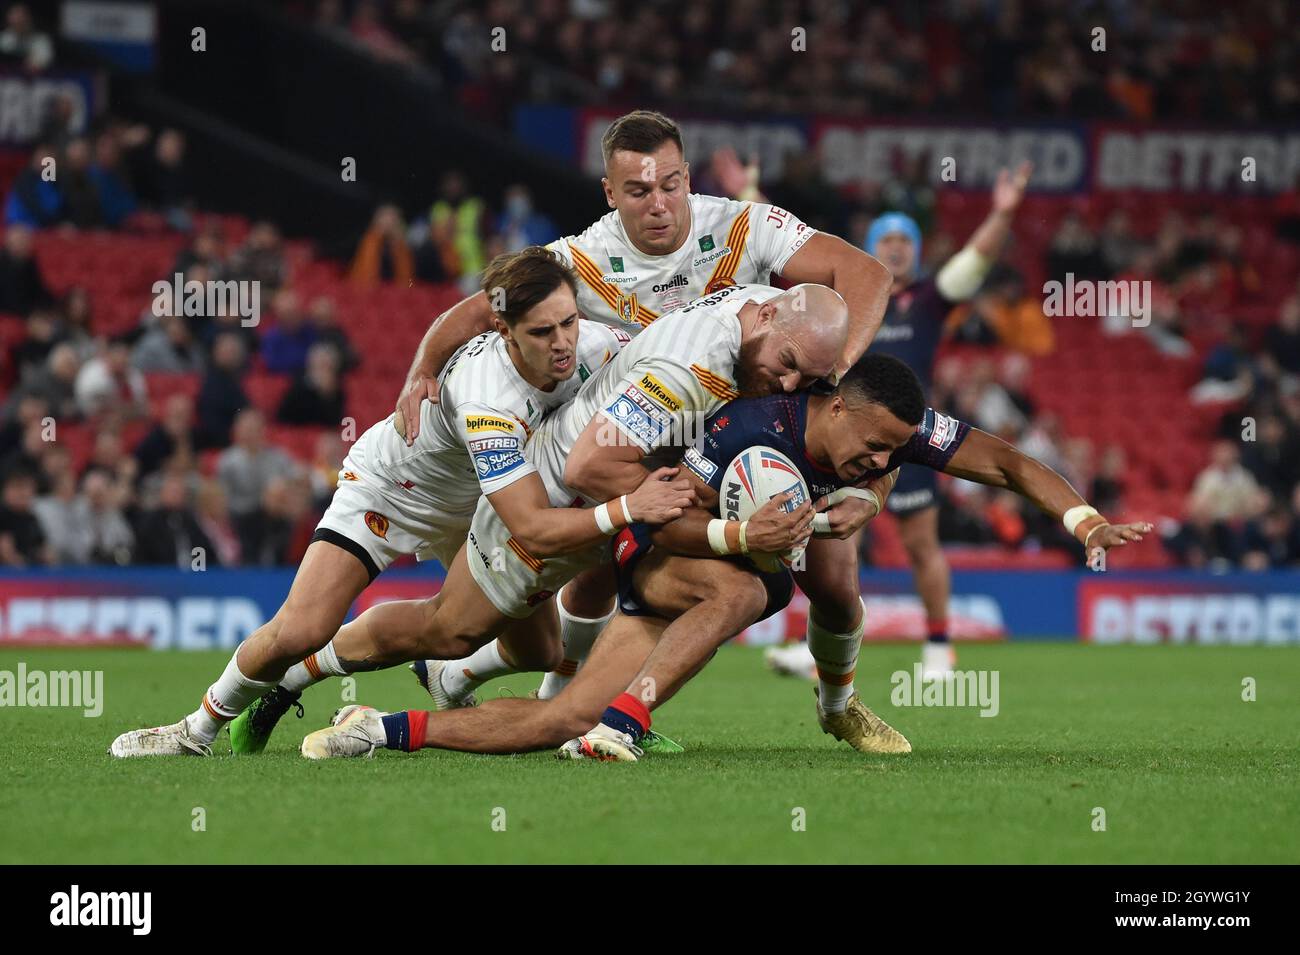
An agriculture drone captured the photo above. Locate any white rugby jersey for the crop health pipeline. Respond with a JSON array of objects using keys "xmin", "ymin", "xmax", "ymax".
[
  {"xmin": 547, "ymin": 193, "xmax": 815, "ymax": 330},
  {"xmin": 344, "ymin": 319, "xmax": 626, "ymax": 524},
  {"xmin": 527, "ymin": 283, "xmax": 783, "ymax": 508}
]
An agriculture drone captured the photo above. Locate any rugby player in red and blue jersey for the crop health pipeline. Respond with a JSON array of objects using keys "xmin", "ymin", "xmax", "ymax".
[{"xmin": 300, "ymin": 354, "xmax": 1152, "ymax": 761}]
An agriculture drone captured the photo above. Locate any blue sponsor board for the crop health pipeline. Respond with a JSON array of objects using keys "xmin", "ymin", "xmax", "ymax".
[{"xmin": 1, "ymin": 568, "xmax": 1298, "ymax": 647}]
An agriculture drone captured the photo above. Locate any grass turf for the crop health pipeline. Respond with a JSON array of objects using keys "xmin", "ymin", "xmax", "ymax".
[{"xmin": 1, "ymin": 643, "xmax": 1296, "ymax": 864}]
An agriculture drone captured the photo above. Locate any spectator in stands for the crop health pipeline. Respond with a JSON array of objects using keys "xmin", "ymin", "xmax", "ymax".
[
  {"xmin": 1191, "ymin": 323, "xmax": 1254, "ymax": 404},
  {"xmin": 413, "ymin": 214, "xmax": 457, "ymax": 284},
  {"xmin": 350, "ymin": 203, "xmax": 413, "ymax": 287},
  {"xmin": 132, "ymin": 471, "xmax": 215, "ymax": 568},
  {"xmin": 349, "ymin": 0, "xmax": 416, "ymax": 64},
  {"xmin": 1098, "ymin": 209, "xmax": 1141, "ymax": 276},
  {"xmin": 277, "ymin": 342, "xmax": 346, "ymax": 427},
  {"xmin": 1241, "ymin": 414, "xmax": 1300, "ymax": 500},
  {"xmin": 74, "ymin": 336, "xmax": 148, "ymax": 419},
  {"xmin": 57, "ymin": 137, "xmax": 104, "ymax": 229},
  {"xmin": 8, "ymin": 308, "xmax": 59, "ymax": 377},
  {"xmin": 0, "ymin": 3, "xmax": 53, "ymax": 72},
  {"xmin": 195, "ymin": 331, "xmax": 249, "ymax": 448},
  {"xmin": 33, "ymin": 467, "xmax": 85, "ymax": 564},
  {"xmin": 0, "ymin": 223, "xmax": 54, "ymax": 313},
  {"xmin": 1188, "ymin": 440, "xmax": 1265, "ymax": 524},
  {"xmin": 0, "ymin": 468, "xmax": 49, "ymax": 567},
  {"xmin": 260, "ymin": 290, "xmax": 317, "ymax": 375},
  {"xmin": 247, "ymin": 473, "xmax": 316, "ymax": 565},
  {"xmin": 496, "ymin": 185, "xmax": 557, "ymax": 251},
  {"xmin": 1046, "ymin": 210, "xmax": 1104, "ymax": 280},
  {"xmin": 172, "ymin": 223, "xmax": 225, "ymax": 278},
  {"xmin": 0, "ymin": 416, "xmax": 49, "ymax": 491},
  {"xmin": 1241, "ymin": 503, "xmax": 1300, "ymax": 570},
  {"xmin": 132, "ymin": 315, "xmax": 204, "ymax": 374},
  {"xmin": 0, "ymin": 392, "xmax": 46, "ymax": 453},
  {"xmin": 139, "ymin": 128, "xmax": 192, "ymax": 231},
  {"xmin": 306, "ymin": 295, "xmax": 357, "ymax": 371},
  {"xmin": 89, "ymin": 131, "xmax": 139, "ymax": 229},
  {"xmin": 430, "ymin": 171, "xmax": 486, "ymax": 287},
  {"xmin": 4, "ymin": 146, "xmax": 60, "ymax": 227},
  {"xmin": 194, "ymin": 478, "xmax": 240, "ymax": 566},
  {"xmin": 56, "ymin": 286, "xmax": 96, "ymax": 362},
  {"xmin": 307, "ymin": 430, "xmax": 344, "ymax": 509},
  {"xmin": 228, "ymin": 220, "xmax": 287, "ymax": 293},
  {"xmin": 1091, "ymin": 444, "xmax": 1128, "ymax": 515},
  {"xmin": 7, "ymin": 342, "xmax": 79, "ymax": 422},
  {"xmin": 79, "ymin": 467, "xmax": 134, "ymax": 564},
  {"xmin": 1265, "ymin": 294, "xmax": 1300, "ymax": 375},
  {"xmin": 134, "ymin": 393, "xmax": 199, "ymax": 480},
  {"xmin": 38, "ymin": 91, "xmax": 76, "ymax": 151},
  {"xmin": 216, "ymin": 408, "xmax": 300, "ymax": 560}
]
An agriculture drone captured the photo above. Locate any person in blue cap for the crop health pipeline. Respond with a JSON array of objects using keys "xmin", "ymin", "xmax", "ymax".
[{"xmin": 767, "ymin": 161, "xmax": 1032, "ymax": 681}]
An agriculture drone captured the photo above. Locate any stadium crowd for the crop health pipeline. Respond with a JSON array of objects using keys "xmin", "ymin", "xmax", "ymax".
[{"xmin": 303, "ymin": 0, "xmax": 1300, "ymax": 125}]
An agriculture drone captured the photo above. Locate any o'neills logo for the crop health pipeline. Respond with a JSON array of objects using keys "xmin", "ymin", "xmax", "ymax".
[
  {"xmin": 652, "ymin": 274, "xmax": 689, "ymax": 294},
  {"xmin": 364, "ymin": 511, "xmax": 389, "ymax": 539}
]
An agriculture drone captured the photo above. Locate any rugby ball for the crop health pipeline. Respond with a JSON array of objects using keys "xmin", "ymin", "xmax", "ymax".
[{"xmin": 719, "ymin": 446, "xmax": 810, "ymax": 572}]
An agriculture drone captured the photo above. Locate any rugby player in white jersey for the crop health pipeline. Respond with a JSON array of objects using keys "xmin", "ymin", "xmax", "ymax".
[
  {"xmin": 395, "ymin": 110, "xmax": 892, "ymax": 709},
  {"xmin": 276, "ymin": 281, "xmax": 845, "ymax": 757},
  {"xmin": 108, "ymin": 247, "xmax": 694, "ymax": 757}
]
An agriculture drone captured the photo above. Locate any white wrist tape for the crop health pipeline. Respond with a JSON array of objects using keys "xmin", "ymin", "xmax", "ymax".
[
  {"xmin": 738, "ymin": 520, "xmax": 750, "ymax": 555},
  {"xmin": 935, "ymin": 245, "xmax": 995, "ymax": 301},
  {"xmin": 1063, "ymin": 505, "xmax": 1101, "ymax": 537},
  {"xmin": 594, "ymin": 502, "xmax": 617, "ymax": 535},
  {"xmin": 811, "ymin": 487, "xmax": 881, "ymax": 534},
  {"xmin": 617, "ymin": 495, "xmax": 631, "ymax": 525},
  {"xmin": 707, "ymin": 519, "xmax": 732, "ymax": 555}
]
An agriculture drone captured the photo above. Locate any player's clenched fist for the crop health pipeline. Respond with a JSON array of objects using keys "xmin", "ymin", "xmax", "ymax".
[
  {"xmin": 746, "ymin": 491, "xmax": 814, "ymax": 554},
  {"xmin": 395, "ymin": 374, "xmax": 440, "ymax": 445},
  {"xmin": 626, "ymin": 467, "xmax": 696, "ymax": 524}
]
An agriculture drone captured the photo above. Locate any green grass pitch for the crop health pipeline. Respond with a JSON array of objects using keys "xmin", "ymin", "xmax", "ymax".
[{"xmin": 1, "ymin": 644, "xmax": 1296, "ymax": 864}]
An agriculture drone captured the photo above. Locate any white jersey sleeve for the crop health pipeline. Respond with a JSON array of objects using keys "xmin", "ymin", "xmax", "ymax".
[
  {"xmin": 454, "ymin": 402, "xmax": 537, "ymax": 496},
  {"xmin": 746, "ymin": 201, "xmax": 817, "ymax": 276}
]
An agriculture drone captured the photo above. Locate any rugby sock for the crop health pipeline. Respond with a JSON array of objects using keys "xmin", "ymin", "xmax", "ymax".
[
  {"xmin": 927, "ymin": 618, "xmax": 950, "ymax": 644},
  {"xmin": 279, "ymin": 640, "xmax": 348, "ymax": 693},
  {"xmin": 441, "ymin": 640, "xmax": 516, "ymax": 698},
  {"xmin": 537, "ymin": 595, "xmax": 614, "ymax": 700},
  {"xmin": 380, "ymin": 710, "xmax": 429, "ymax": 752},
  {"xmin": 186, "ymin": 649, "xmax": 278, "ymax": 744},
  {"xmin": 808, "ymin": 599, "xmax": 865, "ymax": 715},
  {"xmin": 596, "ymin": 692, "xmax": 651, "ymax": 744}
]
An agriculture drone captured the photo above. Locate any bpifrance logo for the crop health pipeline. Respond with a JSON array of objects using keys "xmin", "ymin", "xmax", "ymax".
[
  {"xmin": 465, "ymin": 415, "xmax": 516, "ymax": 434},
  {"xmin": 364, "ymin": 511, "xmax": 389, "ymax": 539}
]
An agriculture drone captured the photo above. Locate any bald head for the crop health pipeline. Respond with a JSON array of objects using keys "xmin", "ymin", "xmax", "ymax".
[{"xmin": 735, "ymin": 284, "xmax": 847, "ymax": 398}]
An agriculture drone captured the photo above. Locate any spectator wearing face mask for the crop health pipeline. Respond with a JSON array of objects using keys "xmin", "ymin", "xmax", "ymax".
[{"xmin": 496, "ymin": 184, "xmax": 557, "ymax": 251}]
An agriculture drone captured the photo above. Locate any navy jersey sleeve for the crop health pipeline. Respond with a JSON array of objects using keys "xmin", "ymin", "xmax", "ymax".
[
  {"xmin": 682, "ymin": 395, "xmax": 809, "ymax": 496},
  {"xmin": 888, "ymin": 407, "xmax": 972, "ymax": 473}
]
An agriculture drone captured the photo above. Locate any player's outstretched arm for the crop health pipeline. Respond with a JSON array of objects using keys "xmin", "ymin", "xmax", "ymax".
[
  {"xmin": 487, "ymin": 468, "xmax": 694, "ymax": 559},
  {"xmin": 935, "ymin": 161, "xmax": 1032, "ymax": 302},
  {"xmin": 941, "ymin": 427, "xmax": 1153, "ymax": 563},
  {"xmin": 780, "ymin": 232, "xmax": 892, "ymax": 376},
  {"xmin": 396, "ymin": 290, "xmax": 496, "ymax": 444}
]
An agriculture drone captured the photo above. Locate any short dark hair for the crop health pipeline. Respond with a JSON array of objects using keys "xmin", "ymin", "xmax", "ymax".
[
  {"xmin": 600, "ymin": 110, "xmax": 684, "ymax": 166},
  {"xmin": 481, "ymin": 246, "xmax": 577, "ymax": 326},
  {"xmin": 837, "ymin": 354, "xmax": 926, "ymax": 425}
]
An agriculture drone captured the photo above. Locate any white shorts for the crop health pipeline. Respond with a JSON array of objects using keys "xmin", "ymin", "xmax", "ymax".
[
  {"xmin": 314, "ymin": 472, "xmax": 470, "ymax": 580},
  {"xmin": 465, "ymin": 493, "xmax": 609, "ymax": 618}
]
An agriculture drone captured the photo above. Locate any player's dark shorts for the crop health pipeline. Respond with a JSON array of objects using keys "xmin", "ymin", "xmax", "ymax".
[
  {"xmin": 611, "ymin": 522, "xmax": 794, "ymax": 622},
  {"xmin": 885, "ymin": 464, "xmax": 938, "ymax": 516}
]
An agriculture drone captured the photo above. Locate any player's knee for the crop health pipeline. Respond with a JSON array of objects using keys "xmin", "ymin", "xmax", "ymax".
[
  {"xmin": 266, "ymin": 612, "xmax": 334, "ymax": 662},
  {"xmin": 800, "ymin": 568, "xmax": 860, "ymax": 630},
  {"xmin": 700, "ymin": 570, "xmax": 768, "ymax": 629}
]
